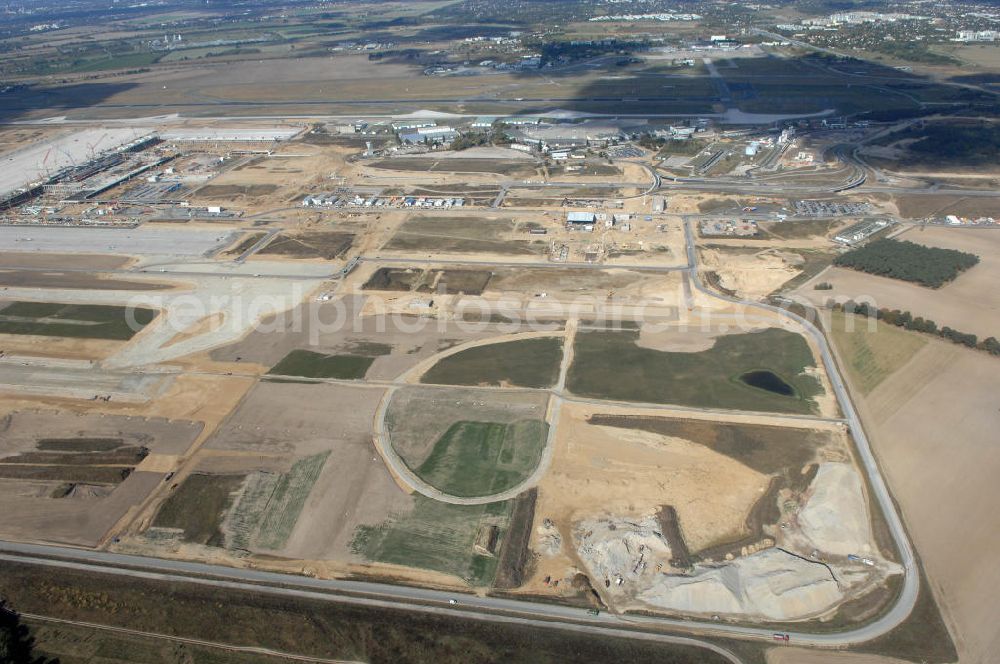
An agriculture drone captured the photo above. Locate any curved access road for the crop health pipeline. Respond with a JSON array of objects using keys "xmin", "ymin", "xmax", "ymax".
[
  {"xmin": 0, "ymin": 228, "xmax": 919, "ymax": 653},
  {"xmin": 681, "ymin": 219, "xmax": 919, "ymax": 643},
  {"xmin": 371, "ymin": 331, "xmax": 570, "ymax": 506}
]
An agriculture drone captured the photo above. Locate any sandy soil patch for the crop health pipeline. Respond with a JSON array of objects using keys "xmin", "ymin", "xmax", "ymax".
[
  {"xmin": 0, "ymin": 334, "xmax": 123, "ymax": 361},
  {"xmin": 700, "ymin": 248, "xmax": 804, "ymax": 299},
  {"xmin": 489, "ymin": 268, "xmax": 684, "ymax": 306},
  {"xmin": 163, "ymin": 312, "xmax": 225, "ymax": 348},
  {"xmin": 524, "ymin": 402, "xmax": 771, "ymax": 598},
  {"xmin": 136, "ymin": 454, "xmax": 180, "ymax": 473},
  {"xmin": 768, "ymin": 649, "xmax": 909, "ymax": 664}
]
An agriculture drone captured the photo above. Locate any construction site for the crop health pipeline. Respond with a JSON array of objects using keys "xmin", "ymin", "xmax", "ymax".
[{"xmin": 0, "ymin": 107, "xmax": 984, "ymax": 664}]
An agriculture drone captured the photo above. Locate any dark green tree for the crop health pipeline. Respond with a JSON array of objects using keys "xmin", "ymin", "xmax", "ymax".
[{"xmin": 0, "ymin": 600, "xmax": 56, "ymax": 664}]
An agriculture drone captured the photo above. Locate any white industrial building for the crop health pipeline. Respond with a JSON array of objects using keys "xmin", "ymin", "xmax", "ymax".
[{"xmin": 160, "ymin": 128, "xmax": 301, "ymax": 142}]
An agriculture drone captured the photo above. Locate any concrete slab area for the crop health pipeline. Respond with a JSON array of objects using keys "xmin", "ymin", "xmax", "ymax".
[{"xmin": 0, "ymin": 227, "xmax": 235, "ymax": 258}]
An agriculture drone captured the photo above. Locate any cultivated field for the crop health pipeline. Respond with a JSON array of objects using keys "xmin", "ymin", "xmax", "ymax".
[
  {"xmin": 797, "ymin": 227, "xmax": 1000, "ymax": 339},
  {"xmin": 825, "ymin": 310, "xmax": 927, "ymax": 395},
  {"xmin": 838, "ymin": 331, "xmax": 999, "ymax": 663}
]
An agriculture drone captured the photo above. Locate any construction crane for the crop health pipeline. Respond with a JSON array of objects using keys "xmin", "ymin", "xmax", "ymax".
[
  {"xmin": 40, "ymin": 148, "xmax": 53, "ymax": 178},
  {"xmin": 55, "ymin": 146, "xmax": 77, "ymax": 168},
  {"xmin": 87, "ymin": 132, "xmax": 109, "ymax": 160}
]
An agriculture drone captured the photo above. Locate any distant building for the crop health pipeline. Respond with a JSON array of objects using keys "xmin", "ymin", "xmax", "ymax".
[
  {"xmin": 398, "ymin": 126, "xmax": 459, "ymax": 144},
  {"xmin": 566, "ymin": 212, "xmax": 596, "ymax": 231},
  {"xmin": 392, "ymin": 120, "xmax": 437, "ymax": 131},
  {"xmin": 833, "ymin": 219, "xmax": 890, "ymax": 245}
]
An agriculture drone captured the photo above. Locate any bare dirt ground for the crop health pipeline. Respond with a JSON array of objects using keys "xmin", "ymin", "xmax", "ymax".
[
  {"xmin": 796, "ymin": 227, "xmax": 1000, "ymax": 339},
  {"xmin": 854, "ymin": 339, "xmax": 1000, "ymax": 664},
  {"xmin": 0, "ymin": 334, "xmax": 123, "ymax": 361},
  {"xmin": 488, "ymin": 268, "xmax": 683, "ymax": 306},
  {"xmin": 699, "ymin": 247, "xmax": 804, "ymax": 299},
  {"xmin": 205, "ymin": 381, "xmax": 379, "ymax": 457},
  {"xmin": 0, "ymin": 410, "xmax": 202, "ymax": 546},
  {"xmin": 209, "ymin": 293, "xmax": 503, "ymax": 379},
  {"xmin": 892, "ymin": 194, "xmax": 1000, "ymax": 219},
  {"xmin": 0, "ymin": 253, "xmax": 132, "ymax": 270},
  {"xmin": 190, "ymin": 142, "xmax": 350, "ymax": 211},
  {"xmin": 0, "ymin": 270, "xmax": 173, "ymax": 291},
  {"xmin": 198, "ymin": 380, "xmax": 412, "ymax": 562},
  {"xmin": 386, "ymin": 386, "xmax": 549, "ymax": 467},
  {"xmin": 767, "ymin": 648, "xmax": 907, "ymax": 664},
  {"xmin": 521, "ymin": 401, "xmax": 772, "ymax": 602}
]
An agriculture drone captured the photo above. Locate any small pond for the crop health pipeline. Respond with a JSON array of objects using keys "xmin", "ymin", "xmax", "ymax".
[{"xmin": 739, "ymin": 370, "xmax": 795, "ymax": 397}]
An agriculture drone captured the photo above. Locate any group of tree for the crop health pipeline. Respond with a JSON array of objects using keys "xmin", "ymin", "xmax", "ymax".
[
  {"xmin": 0, "ymin": 600, "xmax": 54, "ymax": 664},
  {"xmin": 833, "ymin": 300, "xmax": 1000, "ymax": 356},
  {"xmin": 449, "ymin": 125, "xmax": 512, "ymax": 152},
  {"xmin": 834, "ymin": 238, "xmax": 979, "ymax": 289}
]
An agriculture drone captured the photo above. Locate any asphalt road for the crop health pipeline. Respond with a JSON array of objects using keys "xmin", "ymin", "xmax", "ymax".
[
  {"xmin": 0, "ymin": 546, "xmax": 745, "ymax": 663},
  {"xmin": 0, "ymin": 224, "xmax": 917, "ymax": 652},
  {"xmin": 681, "ymin": 219, "xmax": 919, "ymax": 644}
]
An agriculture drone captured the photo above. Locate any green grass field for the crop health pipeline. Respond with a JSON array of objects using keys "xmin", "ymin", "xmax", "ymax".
[
  {"xmin": 152, "ymin": 474, "xmax": 246, "ymax": 546},
  {"xmin": 254, "ymin": 453, "xmax": 329, "ymax": 550},
  {"xmin": 352, "ymin": 496, "xmax": 510, "ymax": 587},
  {"xmin": 827, "ymin": 310, "xmax": 927, "ymax": 394},
  {"xmin": 421, "ymin": 337, "xmax": 563, "ymax": 388},
  {"xmin": 267, "ymin": 350, "xmax": 375, "ymax": 379},
  {"xmin": 0, "ymin": 301, "xmax": 157, "ymax": 340},
  {"xmin": 566, "ymin": 327, "xmax": 822, "ymax": 414},
  {"xmin": 411, "ymin": 420, "xmax": 547, "ymax": 497}
]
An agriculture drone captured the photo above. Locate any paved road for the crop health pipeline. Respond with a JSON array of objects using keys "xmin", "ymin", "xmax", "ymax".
[
  {"xmin": 0, "ymin": 218, "xmax": 917, "ymax": 652},
  {"xmin": 370, "ymin": 331, "xmax": 566, "ymax": 506},
  {"xmin": 681, "ymin": 219, "xmax": 919, "ymax": 644},
  {"xmin": 0, "ymin": 546, "xmax": 744, "ymax": 663}
]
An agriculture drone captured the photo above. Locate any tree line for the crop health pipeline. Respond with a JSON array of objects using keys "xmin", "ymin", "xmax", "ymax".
[
  {"xmin": 1, "ymin": 600, "xmax": 55, "ymax": 664},
  {"xmin": 832, "ymin": 300, "xmax": 1000, "ymax": 357},
  {"xmin": 834, "ymin": 238, "xmax": 979, "ymax": 289}
]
